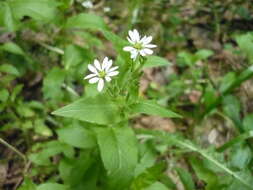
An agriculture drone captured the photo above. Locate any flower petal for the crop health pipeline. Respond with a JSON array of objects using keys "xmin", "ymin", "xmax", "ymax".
[
  {"xmin": 123, "ymin": 46, "xmax": 135, "ymax": 52},
  {"xmin": 128, "ymin": 30, "xmax": 136, "ymax": 42},
  {"xmin": 127, "ymin": 37, "xmax": 135, "ymax": 44},
  {"xmin": 143, "ymin": 48, "xmax": 153, "ymax": 55},
  {"xmin": 94, "ymin": 59, "xmax": 102, "ymax": 71},
  {"xmin": 108, "ymin": 66, "xmax": 118, "ymax": 72},
  {"xmin": 89, "ymin": 77, "xmax": 99, "ymax": 84},
  {"xmin": 140, "ymin": 50, "xmax": 147, "ymax": 56},
  {"xmin": 88, "ymin": 64, "xmax": 98, "ymax": 74},
  {"xmin": 144, "ymin": 44, "xmax": 157, "ymax": 48},
  {"xmin": 133, "ymin": 29, "xmax": 140, "ymax": 42},
  {"xmin": 107, "ymin": 71, "xmax": 119, "ymax": 77},
  {"xmin": 105, "ymin": 76, "xmax": 111, "ymax": 82},
  {"xmin": 97, "ymin": 79, "xmax": 104, "ymax": 92},
  {"xmin": 84, "ymin": 73, "xmax": 97, "ymax": 79},
  {"xmin": 105, "ymin": 60, "xmax": 113, "ymax": 72},
  {"xmin": 102, "ymin": 57, "xmax": 109, "ymax": 70},
  {"xmin": 142, "ymin": 36, "xmax": 152, "ymax": 44}
]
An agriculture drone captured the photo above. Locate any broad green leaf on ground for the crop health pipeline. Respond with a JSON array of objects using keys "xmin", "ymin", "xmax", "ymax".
[
  {"xmin": 0, "ymin": 64, "xmax": 20, "ymax": 76},
  {"xmin": 37, "ymin": 183, "xmax": 67, "ymax": 190},
  {"xmin": 18, "ymin": 178, "xmax": 37, "ymax": 190},
  {"xmin": 29, "ymin": 141, "xmax": 74, "ymax": 166},
  {"xmin": 9, "ymin": 0, "xmax": 59, "ymax": 22},
  {"xmin": 57, "ymin": 125, "xmax": 96, "ymax": 148},
  {"xmin": 236, "ymin": 33, "xmax": 253, "ymax": 62},
  {"xmin": 175, "ymin": 168, "xmax": 195, "ymax": 190},
  {"xmin": 63, "ymin": 45, "xmax": 86, "ymax": 70},
  {"xmin": 219, "ymin": 72, "xmax": 236, "ymax": 93},
  {"xmin": 144, "ymin": 182, "xmax": 169, "ymax": 190},
  {"xmin": 230, "ymin": 144, "xmax": 252, "ymax": 170},
  {"xmin": 143, "ymin": 56, "xmax": 172, "ymax": 68},
  {"xmin": 195, "ymin": 49, "xmax": 214, "ymax": 60},
  {"xmin": 52, "ymin": 95, "xmax": 121, "ymax": 125},
  {"xmin": 65, "ymin": 13, "xmax": 107, "ymax": 31},
  {"xmin": 42, "ymin": 67, "xmax": 65, "ymax": 100},
  {"xmin": 130, "ymin": 100, "xmax": 181, "ymax": 118},
  {"xmin": 137, "ymin": 129, "xmax": 253, "ymax": 189},
  {"xmin": 94, "ymin": 126, "xmax": 138, "ymax": 189},
  {"xmin": 243, "ymin": 114, "xmax": 253, "ymax": 131},
  {"xmin": 0, "ymin": 42, "xmax": 25, "ymax": 55},
  {"xmin": 222, "ymin": 95, "xmax": 242, "ymax": 132},
  {"xmin": 0, "ymin": 89, "xmax": 9, "ymax": 102},
  {"xmin": 190, "ymin": 157, "xmax": 220, "ymax": 190}
]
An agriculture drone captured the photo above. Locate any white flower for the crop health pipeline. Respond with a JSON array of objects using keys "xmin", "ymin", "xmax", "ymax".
[
  {"xmin": 123, "ymin": 29, "xmax": 157, "ymax": 60},
  {"xmin": 84, "ymin": 57, "xmax": 119, "ymax": 92},
  {"xmin": 81, "ymin": 1, "xmax": 93, "ymax": 8}
]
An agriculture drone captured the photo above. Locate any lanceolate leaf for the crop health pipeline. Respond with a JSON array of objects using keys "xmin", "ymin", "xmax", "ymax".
[
  {"xmin": 130, "ymin": 100, "xmax": 181, "ymax": 118},
  {"xmin": 94, "ymin": 126, "xmax": 138, "ymax": 189},
  {"xmin": 9, "ymin": 0, "xmax": 59, "ymax": 22},
  {"xmin": 52, "ymin": 95, "xmax": 122, "ymax": 125},
  {"xmin": 37, "ymin": 183, "xmax": 68, "ymax": 190},
  {"xmin": 144, "ymin": 56, "xmax": 172, "ymax": 68},
  {"xmin": 65, "ymin": 13, "xmax": 107, "ymax": 31}
]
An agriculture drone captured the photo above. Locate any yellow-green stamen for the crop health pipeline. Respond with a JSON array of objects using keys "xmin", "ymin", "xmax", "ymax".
[
  {"xmin": 133, "ymin": 43, "xmax": 143, "ymax": 50},
  {"xmin": 99, "ymin": 71, "xmax": 106, "ymax": 78}
]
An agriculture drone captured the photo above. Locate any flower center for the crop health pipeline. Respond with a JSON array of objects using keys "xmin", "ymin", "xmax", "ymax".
[
  {"xmin": 98, "ymin": 71, "xmax": 106, "ymax": 78},
  {"xmin": 133, "ymin": 43, "xmax": 143, "ymax": 50}
]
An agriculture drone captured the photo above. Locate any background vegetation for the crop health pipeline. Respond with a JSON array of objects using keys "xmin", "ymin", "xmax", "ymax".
[{"xmin": 1, "ymin": 0, "xmax": 253, "ymax": 189}]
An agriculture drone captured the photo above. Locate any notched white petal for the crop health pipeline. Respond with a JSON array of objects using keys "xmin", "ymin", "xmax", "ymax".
[
  {"xmin": 108, "ymin": 66, "xmax": 119, "ymax": 72},
  {"xmin": 88, "ymin": 64, "xmax": 98, "ymax": 74},
  {"xmin": 107, "ymin": 71, "xmax": 119, "ymax": 77},
  {"xmin": 143, "ymin": 48, "xmax": 153, "ymax": 55},
  {"xmin": 94, "ymin": 59, "xmax": 102, "ymax": 71},
  {"xmin": 102, "ymin": 57, "xmax": 109, "ymax": 70},
  {"xmin": 123, "ymin": 46, "xmax": 135, "ymax": 52},
  {"xmin": 89, "ymin": 77, "xmax": 99, "ymax": 84},
  {"xmin": 97, "ymin": 79, "xmax": 104, "ymax": 92},
  {"xmin": 84, "ymin": 73, "xmax": 97, "ymax": 79},
  {"xmin": 105, "ymin": 60, "xmax": 113, "ymax": 71},
  {"xmin": 144, "ymin": 44, "xmax": 157, "ymax": 48},
  {"xmin": 105, "ymin": 76, "xmax": 111, "ymax": 82},
  {"xmin": 133, "ymin": 29, "xmax": 140, "ymax": 42}
]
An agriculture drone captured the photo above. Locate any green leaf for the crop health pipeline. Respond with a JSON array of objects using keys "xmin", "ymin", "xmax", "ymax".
[
  {"xmin": 217, "ymin": 131, "xmax": 253, "ymax": 152},
  {"xmin": 52, "ymin": 95, "xmax": 122, "ymax": 125},
  {"xmin": 144, "ymin": 56, "xmax": 171, "ymax": 68},
  {"xmin": 222, "ymin": 95, "xmax": 242, "ymax": 132},
  {"xmin": 37, "ymin": 183, "xmax": 67, "ymax": 190},
  {"xmin": 236, "ymin": 33, "xmax": 253, "ymax": 62},
  {"xmin": 230, "ymin": 144, "xmax": 252, "ymax": 170},
  {"xmin": 42, "ymin": 67, "xmax": 65, "ymax": 100},
  {"xmin": 175, "ymin": 168, "xmax": 195, "ymax": 190},
  {"xmin": 0, "ymin": 89, "xmax": 9, "ymax": 102},
  {"xmin": 65, "ymin": 13, "xmax": 107, "ymax": 31},
  {"xmin": 219, "ymin": 72, "xmax": 236, "ymax": 93},
  {"xmin": 130, "ymin": 100, "xmax": 181, "ymax": 118},
  {"xmin": 10, "ymin": 0, "xmax": 59, "ymax": 22},
  {"xmin": 1, "ymin": 42, "xmax": 25, "ymax": 55},
  {"xmin": 243, "ymin": 114, "xmax": 253, "ymax": 131},
  {"xmin": 195, "ymin": 49, "xmax": 213, "ymax": 60},
  {"xmin": 190, "ymin": 157, "xmax": 220, "ymax": 190},
  {"xmin": 18, "ymin": 178, "xmax": 37, "ymax": 190},
  {"xmin": 144, "ymin": 182, "xmax": 169, "ymax": 190},
  {"xmin": 0, "ymin": 2, "xmax": 18, "ymax": 32},
  {"xmin": 94, "ymin": 126, "xmax": 138, "ymax": 189},
  {"xmin": 57, "ymin": 125, "xmax": 96, "ymax": 149},
  {"xmin": 63, "ymin": 45, "xmax": 85, "ymax": 70},
  {"xmin": 0, "ymin": 64, "xmax": 20, "ymax": 76}
]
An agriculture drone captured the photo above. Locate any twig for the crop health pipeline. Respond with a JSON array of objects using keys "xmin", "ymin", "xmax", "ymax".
[{"xmin": 0, "ymin": 138, "xmax": 26, "ymax": 162}]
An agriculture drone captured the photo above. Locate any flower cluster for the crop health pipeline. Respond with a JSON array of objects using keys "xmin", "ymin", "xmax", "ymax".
[{"xmin": 84, "ymin": 29, "xmax": 156, "ymax": 92}]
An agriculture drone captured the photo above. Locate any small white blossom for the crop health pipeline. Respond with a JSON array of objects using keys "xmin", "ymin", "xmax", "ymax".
[
  {"xmin": 84, "ymin": 57, "xmax": 119, "ymax": 92},
  {"xmin": 81, "ymin": 0, "xmax": 93, "ymax": 8},
  {"xmin": 123, "ymin": 29, "xmax": 157, "ymax": 60}
]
